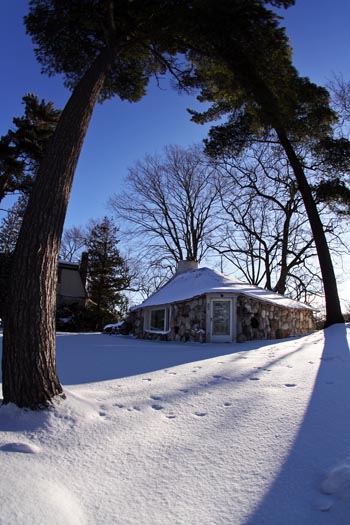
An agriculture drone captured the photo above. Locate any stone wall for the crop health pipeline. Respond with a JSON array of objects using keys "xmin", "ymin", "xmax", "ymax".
[
  {"xmin": 171, "ymin": 297, "xmax": 207, "ymax": 342},
  {"xmin": 128, "ymin": 308, "xmax": 145, "ymax": 338},
  {"xmin": 129, "ymin": 296, "xmax": 207, "ymax": 342},
  {"xmin": 236, "ymin": 295, "xmax": 315, "ymax": 342},
  {"xmin": 129, "ymin": 293, "xmax": 315, "ymax": 343}
]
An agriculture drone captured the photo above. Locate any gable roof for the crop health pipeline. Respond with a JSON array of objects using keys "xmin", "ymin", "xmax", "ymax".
[{"xmin": 133, "ymin": 267, "xmax": 313, "ymax": 311}]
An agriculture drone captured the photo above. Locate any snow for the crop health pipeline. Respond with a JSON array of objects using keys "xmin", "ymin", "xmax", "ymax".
[
  {"xmin": 103, "ymin": 321, "xmax": 124, "ymax": 330},
  {"xmin": 1, "ymin": 325, "xmax": 350, "ymax": 524},
  {"xmin": 133, "ymin": 267, "xmax": 314, "ymax": 311}
]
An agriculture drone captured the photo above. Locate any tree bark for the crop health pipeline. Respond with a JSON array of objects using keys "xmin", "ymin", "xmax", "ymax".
[
  {"xmin": 0, "ymin": 174, "xmax": 9, "ymax": 203},
  {"xmin": 276, "ymin": 128, "xmax": 344, "ymax": 326},
  {"xmin": 2, "ymin": 49, "xmax": 113, "ymax": 408},
  {"xmin": 235, "ymin": 60, "xmax": 345, "ymax": 326}
]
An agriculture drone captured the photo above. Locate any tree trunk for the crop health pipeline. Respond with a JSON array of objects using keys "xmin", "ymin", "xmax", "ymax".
[
  {"xmin": 276, "ymin": 128, "xmax": 344, "ymax": 326},
  {"xmin": 273, "ymin": 205, "xmax": 292, "ymax": 296},
  {"xmin": 2, "ymin": 50, "xmax": 113, "ymax": 408},
  {"xmin": 233, "ymin": 59, "xmax": 345, "ymax": 326},
  {"xmin": 0, "ymin": 173, "xmax": 10, "ymax": 203}
]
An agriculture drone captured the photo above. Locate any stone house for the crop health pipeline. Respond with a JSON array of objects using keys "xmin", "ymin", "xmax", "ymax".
[{"xmin": 129, "ymin": 261, "xmax": 315, "ymax": 343}]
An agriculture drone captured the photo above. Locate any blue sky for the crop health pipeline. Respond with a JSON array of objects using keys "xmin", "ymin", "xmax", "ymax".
[{"xmin": 1, "ymin": 1, "xmax": 350, "ymax": 230}]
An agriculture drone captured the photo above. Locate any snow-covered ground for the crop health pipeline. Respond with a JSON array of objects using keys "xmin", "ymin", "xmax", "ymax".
[{"xmin": 1, "ymin": 325, "xmax": 350, "ymax": 524}]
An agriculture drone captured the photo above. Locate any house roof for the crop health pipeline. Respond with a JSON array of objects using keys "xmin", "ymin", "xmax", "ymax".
[
  {"xmin": 133, "ymin": 267, "xmax": 314, "ymax": 311},
  {"xmin": 58, "ymin": 260, "xmax": 80, "ymax": 270}
]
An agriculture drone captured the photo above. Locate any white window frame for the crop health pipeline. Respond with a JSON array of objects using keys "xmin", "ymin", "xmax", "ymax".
[{"xmin": 144, "ymin": 306, "xmax": 171, "ymax": 334}]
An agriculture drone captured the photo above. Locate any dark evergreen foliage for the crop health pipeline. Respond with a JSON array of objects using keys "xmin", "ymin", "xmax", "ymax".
[
  {"xmin": 3, "ymin": 0, "xmax": 311, "ymax": 408},
  {"xmin": 3, "ymin": 0, "xmax": 196, "ymax": 408},
  {"xmin": 0, "ymin": 94, "xmax": 61, "ymax": 202},
  {"xmin": 0, "ymin": 195, "xmax": 28, "ymax": 254},
  {"xmin": 181, "ymin": 1, "xmax": 345, "ymax": 326},
  {"xmin": 25, "ymin": 0, "xmax": 189, "ymax": 101},
  {"xmin": 314, "ymin": 178, "xmax": 350, "ymax": 215},
  {"xmin": 86, "ymin": 217, "xmax": 130, "ymax": 329}
]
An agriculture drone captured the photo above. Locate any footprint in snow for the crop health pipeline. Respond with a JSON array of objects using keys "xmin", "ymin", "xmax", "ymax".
[
  {"xmin": 99, "ymin": 411, "xmax": 113, "ymax": 421},
  {"xmin": 284, "ymin": 383, "xmax": 297, "ymax": 388},
  {"xmin": 194, "ymin": 412, "xmax": 207, "ymax": 417},
  {"xmin": 223, "ymin": 402, "xmax": 232, "ymax": 407},
  {"xmin": 142, "ymin": 378, "xmax": 152, "ymax": 382},
  {"xmin": 151, "ymin": 404, "xmax": 164, "ymax": 411},
  {"xmin": 317, "ymin": 496, "xmax": 334, "ymax": 512},
  {"xmin": 113, "ymin": 403, "xmax": 125, "ymax": 409},
  {"xmin": 179, "ymin": 389, "xmax": 189, "ymax": 393},
  {"xmin": 250, "ymin": 377, "xmax": 260, "ymax": 381},
  {"xmin": 150, "ymin": 395, "xmax": 162, "ymax": 401},
  {"xmin": 0, "ymin": 442, "xmax": 41, "ymax": 454},
  {"xmin": 166, "ymin": 414, "xmax": 176, "ymax": 419}
]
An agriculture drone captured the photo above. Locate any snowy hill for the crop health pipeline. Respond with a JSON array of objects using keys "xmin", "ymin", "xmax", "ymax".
[{"xmin": 1, "ymin": 326, "xmax": 350, "ymax": 524}]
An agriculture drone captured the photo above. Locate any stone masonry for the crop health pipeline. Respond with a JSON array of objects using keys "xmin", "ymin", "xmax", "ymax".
[
  {"xmin": 129, "ymin": 293, "xmax": 315, "ymax": 343},
  {"xmin": 236, "ymin": 295, "xmax": 315, "ymax": 342}
]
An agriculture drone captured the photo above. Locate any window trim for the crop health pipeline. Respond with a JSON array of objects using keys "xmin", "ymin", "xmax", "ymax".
[{"xmin": 144, "ymin": 306, "xmax": 171, "ymax": 334}]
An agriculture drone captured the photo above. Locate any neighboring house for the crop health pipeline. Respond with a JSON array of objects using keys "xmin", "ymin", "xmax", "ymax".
[
  {"xmin": 0, "ymin": 252, "xmax": 88, "ymax": 318},
  {"xmin": 129, "ymin": 261, "xmax": 315, "ymax": 343},
  {"xmin": 57, "ymin": 253, "xmax": 88, "ymax": 308}
]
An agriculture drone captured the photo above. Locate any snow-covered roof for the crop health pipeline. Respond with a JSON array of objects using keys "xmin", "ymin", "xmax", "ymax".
[
  {"xmin": 58, "ymin": 260, "xmax": 80, "ymax": 269},
  {"xmin": 133, "ymin": 267, "xmax": 313, "ymax": 311}
]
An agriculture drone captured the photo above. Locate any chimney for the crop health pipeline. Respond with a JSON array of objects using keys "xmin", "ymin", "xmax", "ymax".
[
  {"xmin": 176, "ymin": 260, "xmax": 199, "ymax": 275},
  {"xmin": 79, "ymin": 252, "xmax": 89, "ymax": 286}
]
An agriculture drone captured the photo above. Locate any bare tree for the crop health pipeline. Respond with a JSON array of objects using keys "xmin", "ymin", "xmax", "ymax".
[
  {"xmin": 59, "ymin": 225, "xmax": 87, "ymax": 262},
  {"xmin": 124, "ymin": 255, "xmax": 172, "ymax": 302},
  {"xmin": 328, "ymin": 74, "xmax": 350, "ymax": 128},
  {"xmin": 212, "ymin": 143, "xmax": 347, "ymax": 302},
  {"xmin": 110, "ymin": 145, "xmax": 221, "ymax": 267}
]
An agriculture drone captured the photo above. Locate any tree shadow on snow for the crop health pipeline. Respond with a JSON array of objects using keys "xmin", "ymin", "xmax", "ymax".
[
  {"xmin": 53, "ymin": 333, "xmax": 279, "ymax": 385},
  {"xmin": 245, "ymin": 323, "xmax": 350, "ymax": 525},
  {"xmin": 0, "ymin": 332, "xmax": 297, "ymax": 388}
]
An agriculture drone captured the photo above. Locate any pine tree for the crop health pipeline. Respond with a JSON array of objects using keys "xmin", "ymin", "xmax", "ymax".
[
  {"xmin": 2, "ymin": 0, "xmax": 191, "ymax": 408},
  {"xmin": 181, "ymin": 1, "xmax": 345, "ymax": 326},
  {"xmin": 86, "ymin": 217, "xmax": 130, "ymax": 329},
  {"xmin": 0, "ymin": 94, "xmax": 61, "ymax": 202},
  {"xmin": 0, "ymin": 196, "xmax": 27, "ymax": 254},
  {"xmin": 0, "ymin": 195, "xmax": 28, "ymax": 321},
  {"xmin": 3, "ymin": 0, "xmax": 297, "ymax": 408}
]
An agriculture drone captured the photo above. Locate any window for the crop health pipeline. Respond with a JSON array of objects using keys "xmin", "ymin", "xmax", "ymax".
[{"xmin": 145, "ymin": 307, "xmax": 170, "ymax": 333}]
